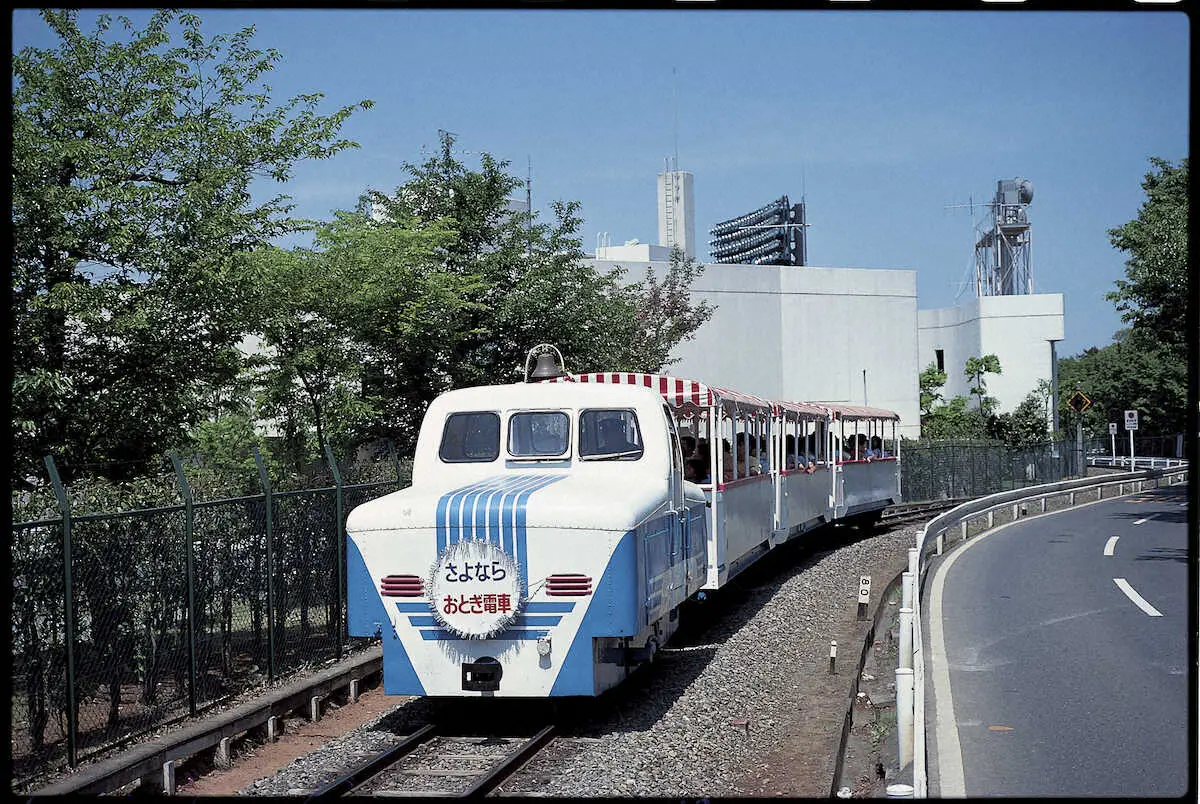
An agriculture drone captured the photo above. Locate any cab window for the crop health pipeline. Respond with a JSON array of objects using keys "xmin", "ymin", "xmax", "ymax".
[
  {"xmin": 439, "ymin": 412, "xmax": 500, "ymax": 462},
  {"xmin": 579, "ymin": 409, "xmax": 643, "ymax": 460},
  {"xmin": 508, "ymin": 411, "xmax": 570, "ymax": 458}
]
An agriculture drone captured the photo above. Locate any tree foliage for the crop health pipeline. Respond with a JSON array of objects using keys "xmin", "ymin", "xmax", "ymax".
[
  {"xmin": 350, "ymin": 131, "xmax": 714, "ymax": 451},
  {"xmin": 920, "ymin": 354, "xmax": 1006, "ymax": 441},
  {"xmin": 1055, "ymin": 157, "xmax": 1188, "ymax": 438},
  {"xmin": 1106, "ymin": 158, "xmax": 1189, "ymax": 356},
  {"xmin": 11, "ymin": 9, "xmax": 372, "ymax": 487},
  {"xmin": 918, "ymin": 362, "xmax": 947, "ymax": 416},
  {"xmin": 963, "ymin": 354, "xmax": 1002, "ymax": 417}
]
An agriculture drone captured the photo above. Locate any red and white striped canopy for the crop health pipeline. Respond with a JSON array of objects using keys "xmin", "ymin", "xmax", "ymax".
[
  {"xmin": 817, "ymin": 402, "xmax": 901, "ymax": 421},
  {"xmin": 774, "ymin": 399, "xmax": 831, "ymax": 419},
  {"xmin": 547, "ymin": 372, "xmax": 773, "ymax": 411}
]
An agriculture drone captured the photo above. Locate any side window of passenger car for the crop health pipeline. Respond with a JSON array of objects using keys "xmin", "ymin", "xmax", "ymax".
[{"xmin": 439, "ymin": 412, "xmax": 500, "ymax": 462}]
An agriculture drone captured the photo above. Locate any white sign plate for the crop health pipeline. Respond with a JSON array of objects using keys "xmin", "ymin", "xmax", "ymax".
[
  {"xmin": 428, "ymin": 540, "xmax": 522, "ymax": 638},
  {"xmin": 1109, "ymin": 422, "xmax": 1118, "ymax": 435},
  {"xmin": 858, "ymin": 575, "xmax": 872, "ymax": 604},
  {"xmin": 1124, "ymin": 410, "xmax": 1139, "ymax": 431}
]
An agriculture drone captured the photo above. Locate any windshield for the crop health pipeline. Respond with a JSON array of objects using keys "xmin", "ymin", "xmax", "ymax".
[
  {"xmin": 578, "ymin": 409, "xmax": 643, "ymax": 460},
  {"xmin": 508, "ymin": 411, "xmax": 570, "ymax": 458}
]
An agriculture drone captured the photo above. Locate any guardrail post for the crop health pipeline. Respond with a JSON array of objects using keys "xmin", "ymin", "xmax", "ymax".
[
  {"xmin": 44, "ymin": 456, "xmax": 79, "ymax": 768},
  {"xmin": 323, "ymin": 442, "xmax": 345, "ymax": 661},
  {"xmin": 899, "ymin": 607, "xmax": 913, "ymax": 670},
  {"xmin": 907, "ymin": 547, "xmax": 918, "ymax": 579},
  {"xmin": 253, "ymin": 447, "xmax": 277, "ymax": 681},
  {"xmin": 169, "ymin": 454, "xmax": 199, "ymax": 717},
  {"xmin": 896, "ymin": 667, "xmax": 914, "ymax": 769},
  {"xmin": 936, "ymin": 528, "xmax": 944, "ymax": 555},
  {"xmin": 1040, "ymin": 496, "xmax": 1046, "ymax": 513},
  {"xmin": 986, "ymin": 509, "xmax": 994, "ymax": 529},
  {"xmin": 901, "ymin": 572, "xmax": 913, "ymax": 611},
  {"xmin": 960, "ymin": 519, "xmax": 968, "ymax": 541}
]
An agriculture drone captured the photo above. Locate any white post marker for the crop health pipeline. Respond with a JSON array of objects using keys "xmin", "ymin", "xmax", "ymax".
[
  {"xmin": 1109, "ymin": 422, "xmax": 1117, "ymax": 463},
  {"xmin": 829, "ymin": 640, "xmax": 838, "ymax": 674},
  {"xmin": 1125, "ymin": 410, "xmax": 1138, "ymax": 468},
  {"xmin": 857, "ymin": 575, "xmax": 871, "ymax": 620},
  {"xmin": 899, "ymin": 607, "xmax": 914, "ymax": 670},
  {"xmin": 896, "ymin": 666, "xmax": 915, "ymax": 769}
]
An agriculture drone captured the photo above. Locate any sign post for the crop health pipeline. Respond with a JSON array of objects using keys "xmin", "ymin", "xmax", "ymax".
[
  {"xmin": 857, "ymin": 575, "xmax": 871, "ymax": 621},
  {"xmin": 1124, "ymin": 410, "xmax": 1138, "ymax": 468},
  {"xmin": 1109, "ymin": 422, "xmax": 1117, "ymax": 463},
  {"xmin": 1068, "ymin": 391, "xmax": 1092, "ymax": 475}
]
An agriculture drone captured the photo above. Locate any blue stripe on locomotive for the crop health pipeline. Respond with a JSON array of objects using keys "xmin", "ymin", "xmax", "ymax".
[
  {"xmin": 550, "ymin": 527, "xmax": 639, "ymax": 695},
  {"xmin": 346, "ymin": 538, "xmax": 425, "ymax": 695}
]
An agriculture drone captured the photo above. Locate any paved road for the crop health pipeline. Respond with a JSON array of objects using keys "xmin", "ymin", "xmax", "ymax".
[{"xmin": 926, "ymin": 485, "xmax": 1190, "ymax": 797}]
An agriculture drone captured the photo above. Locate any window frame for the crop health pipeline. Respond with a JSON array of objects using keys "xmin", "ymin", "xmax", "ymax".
[
  {"xmin": 438, "ymin": 411, "xmax": 502, "ymax": 464},
  {"xmin": 578, "ymin": 407, "xmax": 645, "ymax": 461},
  {"xmin": 506, "ymin": 410, "xmax": 572, "ymax": 460}
]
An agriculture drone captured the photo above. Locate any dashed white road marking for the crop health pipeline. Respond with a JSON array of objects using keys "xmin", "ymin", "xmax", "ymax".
[
  {"xmin": 1114, "ymin": 578, "xmax": 1163, "ymax": 617},
  {"xmin": 1103, "ymin": 536, "xmax": 1119, "ymax": 556},
  {"xmin": 1133, "ymin": 514, "xmax": 1157, "ymax": 525}
]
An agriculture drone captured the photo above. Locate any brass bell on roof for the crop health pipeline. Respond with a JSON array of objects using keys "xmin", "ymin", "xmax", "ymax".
[{"xmin": 525, "ymin": 344, "xmax": 566, "ymax": 382}]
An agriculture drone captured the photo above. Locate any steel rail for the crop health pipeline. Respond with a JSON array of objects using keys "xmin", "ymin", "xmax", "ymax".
[
  {"xmin": 305, "ymin": 723, "xmax": 436, "ymax": 799},
  {"xmin": 459, "ymin": 725, "xmax": 557, "ymax": 799}
]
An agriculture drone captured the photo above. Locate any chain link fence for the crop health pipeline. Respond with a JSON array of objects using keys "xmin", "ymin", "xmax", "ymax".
[
  {"xmin": 899, "ymin": 439, "xmax": 1080, "ymax": 504},
  {"xmin": 10, "ymin": 444, "xmax": 412, "ymax": 789}
]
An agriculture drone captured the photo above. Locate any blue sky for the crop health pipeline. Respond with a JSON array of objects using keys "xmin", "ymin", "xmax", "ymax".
[{"xmin": 12, "ymin": 9, "xmax": 1189, "ymax": 357}]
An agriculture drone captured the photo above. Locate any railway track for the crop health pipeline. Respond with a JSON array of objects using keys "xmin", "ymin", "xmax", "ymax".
[{"xmin": 307, "ymin": 724, "xmax": 556, "ymax": 799}]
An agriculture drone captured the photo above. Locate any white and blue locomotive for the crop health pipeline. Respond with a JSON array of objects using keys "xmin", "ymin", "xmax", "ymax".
[{"xmin": 346, "ymin": 355, "xmax": 899, "ymax": 698}]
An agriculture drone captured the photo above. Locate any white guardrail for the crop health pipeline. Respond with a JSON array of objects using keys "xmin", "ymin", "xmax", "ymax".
[
  {"xmin": 1087, "ymin": 456, "xmax": 1187, "ymax": 470},
  {"xmin": 896, "ymin": 461, "xmax": 1189, "ymax": 797}
]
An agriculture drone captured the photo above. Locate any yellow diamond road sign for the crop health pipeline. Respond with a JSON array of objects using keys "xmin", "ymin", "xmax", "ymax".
[{"xmin": 1068, "ymin": 391, "xmax": 1092, "ymax": 413}]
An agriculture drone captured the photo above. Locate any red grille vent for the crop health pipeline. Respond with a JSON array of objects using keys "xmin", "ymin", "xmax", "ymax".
[
  {"xmin": 546, "ymin": 574, "xmax": 593, "ymax": 596},
  {"xmin": 380, "ymin": 574, "xmax": 424, "ymax": 597}
]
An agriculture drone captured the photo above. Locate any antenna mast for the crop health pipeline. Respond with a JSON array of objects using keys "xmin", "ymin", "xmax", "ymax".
[{"xmin": 526, "ymin": 155, "xmax": 532, "ymax": 258}]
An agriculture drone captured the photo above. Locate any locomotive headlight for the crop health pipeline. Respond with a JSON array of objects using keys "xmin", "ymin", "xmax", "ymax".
[{"xmin": 536, "ymin": 636, "xmax": 552, "ymax": 657}]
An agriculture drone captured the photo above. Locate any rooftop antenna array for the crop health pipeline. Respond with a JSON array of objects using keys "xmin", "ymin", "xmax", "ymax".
[{"xmin": 946, "ymin": 178, "xmax": 1034, "ymax": 297}]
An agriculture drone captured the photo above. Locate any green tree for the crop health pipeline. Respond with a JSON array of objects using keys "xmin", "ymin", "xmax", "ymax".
[
  {"xmin": 1107, "ymin": 158, "xmax": 1188, "ymax": 356},
  {"xmin": 603, "ymin": 246, "xmax": 716, "ymax": 372},
  {"xmin": 11, "ymin": 9, "xmax": 373, "ymax": 487},
  {"xmin": 918, "ymin": 362, "xmax": 948, "ymax": 417},
  {"xmin": 1057, "ymin": 328, "xmax": 1186, "ymax": 438},
  {"xmin": 363, "ymin": 131, "xmax": 714, "ymax": 449},
  {"xmin": 963, "ymin": 354, "xmax": 1002, "ymax": 417},
  {"xmin": 989, "ymin": 391, "xmax": 1051, "ymax": 447},
  {"xmin": 240, "ymin": 209, "xmax": 473, "ymax": 465}
]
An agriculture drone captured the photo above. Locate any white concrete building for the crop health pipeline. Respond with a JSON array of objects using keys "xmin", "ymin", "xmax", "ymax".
[
  {"xmin": 587, "ymin": 245, "xmax": 923, "ymax": 438},
  {"xmin": 917, "ymin": 294, "xmax": 1065, "ymax": 423}
]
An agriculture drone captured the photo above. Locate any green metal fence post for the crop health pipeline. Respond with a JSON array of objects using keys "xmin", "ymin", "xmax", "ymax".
[
  {"xmin": 388, "ymin": 439, "xmax": 401, "ymax": 484},
  {"xmin": 169, "ymin": 454, "xmax": 199, "ymax": 717},
  {"xmin": 252, "ymin": 447, "xmax": 277, "ymax": 681},
  {"xmin": 322, "ymin": 443, "xmax": 345, "ymax": 661},
  {"xmin": 44, "ymin": 456, "xmax": 78, "ymax": 768}
]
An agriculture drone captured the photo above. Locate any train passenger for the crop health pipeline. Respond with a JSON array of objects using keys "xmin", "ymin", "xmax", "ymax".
[
  {"xmin": 681, "ymin": 434, "xmax": 697, "ymax": 460},
  {"xmin": 687, "ymin": 456, "xmax": 710, "ymax": 484},
  {"xmin": 758, "ymin": 435, "xmax": 770, "ymax": 472},
  {"xmin": 721, "ymin": 439, "xmax": 735, "ymax": 482},
  {"xmin": 870, "ymin": 435, "xmax": 886, "ymax": 458},
  {"xmin": 784, "ymin": 434, "xmax": 798, "ymax": 470}
]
